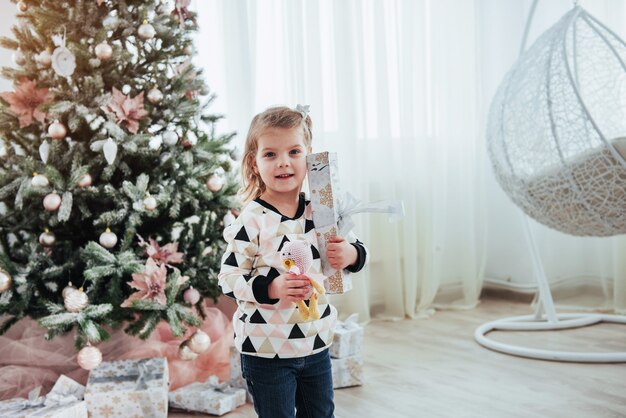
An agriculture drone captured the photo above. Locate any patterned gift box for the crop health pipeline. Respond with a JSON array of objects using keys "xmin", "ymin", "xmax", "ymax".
[
  {"xmin": 330, "ymin": 313, "xmax": 364, "ymax": 359},
  {"xmin": 168, "ymin": 375, "xmax": 246, "ymax": 416},
  {"xmin": 0, "ymin": 376, "xmax": 88, "ymax": 418},
  {"xmin": 331, "ymin": 353, "xmax": 364, "ymax": 389},
  {"xmin": 306, "ymin": 151, "xmax": 352, "ymax": 294},
  {"xmin": 229, "ymin": 345, "xmax": 253, "ymax": 403},
  {"xmin": 84, "ymin": 357, "xmax": 169, "ymax": 418}
]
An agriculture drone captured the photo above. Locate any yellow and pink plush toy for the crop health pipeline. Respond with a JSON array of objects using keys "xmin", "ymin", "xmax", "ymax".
[{"xmin": 280, "ymin": 241, "xmax": 326, "ymax": 320}]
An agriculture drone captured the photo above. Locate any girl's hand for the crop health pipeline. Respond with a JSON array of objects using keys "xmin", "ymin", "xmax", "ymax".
[
  {"xmin": 326, "ymin": 236, "xmax": 358, "ymax": 270},
  {"xmin": 268, "ymin": 273, "xmax": 312, "ymax": 302}
]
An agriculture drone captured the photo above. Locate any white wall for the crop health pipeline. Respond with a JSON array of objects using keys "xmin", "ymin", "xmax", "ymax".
[{"xmin": 0, "ymin": 1, "xmax": 16, "ymax": 91}]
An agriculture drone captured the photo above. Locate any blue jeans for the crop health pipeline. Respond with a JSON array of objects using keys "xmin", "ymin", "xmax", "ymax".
[{"xmin": 241, "ymin": 349, "xmax": 335, "ymax": 418}]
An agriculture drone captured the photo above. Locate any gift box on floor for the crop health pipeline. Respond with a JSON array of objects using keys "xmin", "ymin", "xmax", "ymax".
[
  {"xmin": 331, "ymin": 353, "xmax": 364, "ymax": 389},
  {"xmin": 168, "ymin": 375, "xmax": 246, "ymax": 416},
  {"xmin": 84, "ymin": 357, "xmax": 169, "ymax": 418},
  {"xmin": 306, "ymin": 151, "xmax": 352, "ymax": 294},
  {"xmin": 330, "ymin": 313, "xmax": 364, "ymax": 359},
  {"xmin": 0, "ymin": 375, "xmax": 88, "ymax": 418},
  {"xmin": 229, "ymin": 345, "xmax": 253, "ymax": 403}
]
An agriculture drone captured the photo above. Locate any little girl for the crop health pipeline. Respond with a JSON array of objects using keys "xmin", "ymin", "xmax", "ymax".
[{"xmin": 218, "ymin": 106, "xmax": 368, "ymax": 418}]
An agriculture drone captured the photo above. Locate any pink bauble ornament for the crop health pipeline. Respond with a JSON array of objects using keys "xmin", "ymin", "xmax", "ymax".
[
  {"xmin": 147, "ymin": 87, "xmax": 163, "ymax": 104},
  {"xmin": 188, "ymin": 330, "xmax": 211, "ymax": 353},
  {"xmin": 179, "ymin": 342, "xmax": 198, "ymax": 360},
  {"xmin": 43, "ymin": 193, "xmax": 62, "ymax": 211},
  {"xmin": 0, "ymin": 270, "xmax": 12, "ymax": 293},
  {"xmin": 17, "ymin": 1, "xmax": 28, "ymax": 12},
  {"xmin": 77, "ymin": 345, "xmax": 102, "ymax": 370},
  {"xmin": 138, "ymin": 21, "xmax": 156, "ymax": 40},
  {"xmin": 183, "ymin": 286, "xmax": 200, "ymax": 304},
  {"xmin": 36, "ymin": 50, "xmax": 52, "ymax": 67},
  {"xmin": 77, "ymin": 173, "xmax": 92, "ymax": 187},
  {"xmin": 13, "ymin": 50, "xmax": 26, "ymax": 66},
  {"xmin": 206, "ymin": 175, "xmax": 224, "ymax": 192},
  {"xmin": 48, "ymin": 121, "xmax": 67, "ymax": 140},
  {"xmin": 39, "ymin": 229, "xmax": 56, "ymax": 246},
  {"xmin": 94, "ymin": 41, "xmax": 113, "ymax": 60}
]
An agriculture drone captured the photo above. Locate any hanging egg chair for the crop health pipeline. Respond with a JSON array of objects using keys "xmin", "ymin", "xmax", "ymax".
[
  {"xmin": 479, "ymin": 4, "xmax": 626, "ymax": 363},
  {"xmin": 487, "ymin": 5, "xmax": 626, "ymax": 237}
]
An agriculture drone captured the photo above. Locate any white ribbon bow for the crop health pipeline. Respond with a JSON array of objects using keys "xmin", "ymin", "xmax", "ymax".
[
  {"xmin": 337, "ymin": 313, "xmax": 360, "ymax": 331},
  {"xmin": 337, "ymin": 193, "xmax": 405, "ymax": 236}
]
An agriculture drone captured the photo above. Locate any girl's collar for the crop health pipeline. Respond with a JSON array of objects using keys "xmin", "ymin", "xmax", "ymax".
[{"xmin": 255, "ymin": 192, "xmax": 306, "ymax": 220}]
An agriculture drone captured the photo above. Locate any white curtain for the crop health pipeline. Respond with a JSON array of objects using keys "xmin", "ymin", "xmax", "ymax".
[{"xmin": 194, "ymin": 0, "xmax": 626, "ymax": 321}]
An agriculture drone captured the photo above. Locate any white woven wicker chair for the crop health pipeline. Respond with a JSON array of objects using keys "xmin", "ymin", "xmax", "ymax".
[{"xmin": 477, "ymin": 2, "xmax": 626, "ymax": 362}]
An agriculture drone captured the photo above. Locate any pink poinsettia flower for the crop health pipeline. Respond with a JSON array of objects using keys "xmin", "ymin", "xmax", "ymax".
[
  {"xmin": 137, "ymin": 235, "xmax": 184, "ymax": 266},
  {"xmin": 101, "ymin": 87, "xmax": 148, "ymax": 134},
  {"xmin": 0, "ymin": 78, "xmax": 53, "ymax": 128},
  {"xmin": 121, "ymin": 258, "xmax": 168, "ymax": 307}
]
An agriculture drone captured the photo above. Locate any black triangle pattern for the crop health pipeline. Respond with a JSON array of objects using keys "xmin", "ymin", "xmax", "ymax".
[
  {"xmin": 305, "ymin": 219, "xmax": 315, "ymax": 233},
  {"xmin": 280, "ymin": 215, "xmax": 291, "ymax": 223},
  {"xmin": 249, "ymin": 310, "xmax": 267, "ymax": 324},
  {"xmin": 288, "ymin": 324, "xmax": 305, "ymax": 339},
  {"xmin": 235, "ymin": 226, "xmax": 250, "ymax": 242},
  {"xmin": 241, "ymin": 337, "xmax": 256, "ymax": 353},
  {"xmin": 224, "ymin": 291, "xmax": 235, "ymax": 299},
  {"xmin": 277, "ymin": 235, "xmax": 291, "ymax": 252},
  {"xmin": 311, "ymin": 245, "xmax": 320, "ymax": 260},
  {"xmin": 239, "ymin": 313, "xmax": 248, "ymax": 322},
  {"xmin": 313, "ymin": 335, "xmax": 326, "ymax": 350},
  {"xmin": 243, "ymin": 273, "xmax": 253, "ymax": 282},
  {"xmin": 321, "ymin": 305, "xmax": 331, "ymax": 319},
  {"xmin": 224, "ymin": 253, "xmax": 238, "ymax": 267}
]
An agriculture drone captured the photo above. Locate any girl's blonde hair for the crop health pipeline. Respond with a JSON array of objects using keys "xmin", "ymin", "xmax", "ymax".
[{"xmin": 239, "ymin": 106, "xmax": 313, "ymax": 203}]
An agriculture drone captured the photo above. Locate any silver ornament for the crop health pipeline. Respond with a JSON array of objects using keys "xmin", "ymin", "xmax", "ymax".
[
  {"xmin": 143, "ymin": 195, "xmax": 157, "ymax": 211},
  {"xmin": 138, "ymin": 21, "xmax": 156, "ymax": 40},
  {"xmin": 77, "ymin": 345, "xmax": 102, "ymax": 370},
  {"xmin": 51, "ymin": 45, "xmax": 76, "ymax": 77},
  {"xmin": 17, "ymin": 1, "xmax": 28, "ymax": 12},
  {"xmin": 62, "ymin": 282, "xmax": 76, "ymax": 298},
  {"xmin": 183, "ymin": 286, "xmax": 200, "ymax": 304},
  {"xmin": 12, "ymin": 50, "xmax": 26, "ymax": 66},
  {"xmin": 179, "ymin": 341, "xmax": 198, "ymax": 361},
  {"xmin": 147, "ymin": 87, "xmax": 163, "ymax": 104},
  {"xmin": 64, "ymin": 288, "xmax": 88, "ymax": 312},
  {"xmin": 77, "ymin": 173, "xmax": 92, "ymax": 188},
  {"xmin": 39, "ymin": 140, "xmax": 50, "ymax": 163},
  {"xmin": 122, "ymin": 84, "xmax": 131, "ymax": 95},
  {"xmin": 0, "ymin": 270, "xmax": 12, "ymax": 293},
  {"xmin": 48, "ymin": 121, "xmax": 67, "ymax": 139},
  {"xmin": 148, "ymin": 136, "xmax": 162, "ymax": 150},
  {"xmin": 99, "ymin": 228, "xmax": 117, "ymax": 249},
  {"xmin": 188, "ymin": 330, "xmax": 211, "ymax": 353},
  {"xmin": 31, "ymin": 173, "xmax": 49, "ymax": 187},
  {"xmin": 103, "ymin": 138, "xmax": 117, "ymax": 165},
  {"xmin": 103, "ymin": 15, "xmax": 119, "ymax": 31},
  {"xmin": 39, "ymin": 229, "xmax": 56, "ymax": 246},
  {"xmin": 36, "ymin": 50, "xmax": 52, "ymax": 67},
  {"xmin": 162, "ymin": 131, "xmax": 178, "ymax": 146},
  {"xmin": 43, "ymin": 193, "xmax": 62, "ymax": 211},
  {"xmin": 94, "ymin": 41, "xmax": 113, "ymax": 60}
]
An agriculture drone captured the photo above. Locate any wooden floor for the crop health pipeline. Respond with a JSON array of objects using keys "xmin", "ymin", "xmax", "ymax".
[{"xmin": 170, "ymin": 295, "xmax": 626, "ymax": 418}]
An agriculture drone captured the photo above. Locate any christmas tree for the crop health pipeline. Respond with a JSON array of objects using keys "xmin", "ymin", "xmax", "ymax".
[{"xmin": 0, "ymin": 0, "xmax": 237, "ymax": 366}]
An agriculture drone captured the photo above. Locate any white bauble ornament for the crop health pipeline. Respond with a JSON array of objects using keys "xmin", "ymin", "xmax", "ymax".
[
  {"xmin": 103, "ymin": 138, "xmax": 118, "ymax": 166},
  {"xmin": 138, "ymin": 21, "xmax": 156, "ymax": 40},
  {"xmin": 62, "ymin": 282, "xmax": 76, "ymax": 298},
  {"xmin": 162, "ymin": 131, "xmax": 178, "ymax": 146},
  {"xmin": 0, "ymin": 270, "xmax": 12, "ymax": 293},
  {"xmin": 223, "ymin": 212, "xmax": 235, "ymax": 227},
  {"xmin": 99, "ymin": 228, "xmax": 117, "ymax": 249},
  {"xmin": 13, "ymin": 50, "xmax": 26, "ymax": 66},
  {"xmin": 103, "ymin": 15, "xmax": 119, "ymax": 31},
  {"xmin": 36, "ymin": 50, "xmax": 52, "ymax": 67},
  {"xmin": 94, "ymin": 41, "xmax": 112, "ymax": 60},
  {"xmin": 179, "ymin": 342, "xmax": 198, "ymax": 361},
  {"xmin": 147, "ymin": 87, "xmax": 163, "ymax": 104},
  {"xmin": 48, "ymin": 120, "xmax": 67, "ymax": 139},
  {"xmin": 64, "ymin": 287, "xmax": 88, "ymax": 312},
  {"xmin": 43, "ymin": 193, "xmax": 62, "ymax": 211},
  {"xmin": 148, "ymin": 136, "xmax": 162, "ymax": 150},
  {"xmin": 77, "ymin": 173, "xmax": 92, "ymax": 188},
  {"xmin": 183, "ymin": 286, "xmax": 200, "ymax": 304},
  {"xmin": 143, "ymin": 195, "xmax": 157, "ymax": 211},
  {"xmin": 51, "ymin": 45, "xmax": 76, "ymax": 77},
  {"xmin": 188, "ymin": 330, "xmax": 211, "ymax": 353},
  {"xmin": 31, "ymin": 173, "xmax": 49, "ymax": 187},
  {"xmin": 17, "ymin": 1, "xmax": 28, "ymax": 12},
  {"xmin": 77, "ymin": 345, "xmax": 102, "ymax": 370},
  {"xmin": 39, "ymin": 229, "xmax": 56, "ymax": 246},
  {"xmin": 206, "ymin": 175, "xmax": 224, "ymax": 193}
]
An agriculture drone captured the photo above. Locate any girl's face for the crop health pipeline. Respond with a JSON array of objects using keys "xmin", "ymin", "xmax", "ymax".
[{"xmin": 253, "ymin": 126, "xmax": 310, "ymax": 199}]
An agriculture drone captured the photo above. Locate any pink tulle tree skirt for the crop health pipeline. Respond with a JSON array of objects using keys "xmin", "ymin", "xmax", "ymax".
[{"xmin": 0, "ymin": 301, "xmax": 234, "ymax": 400}]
